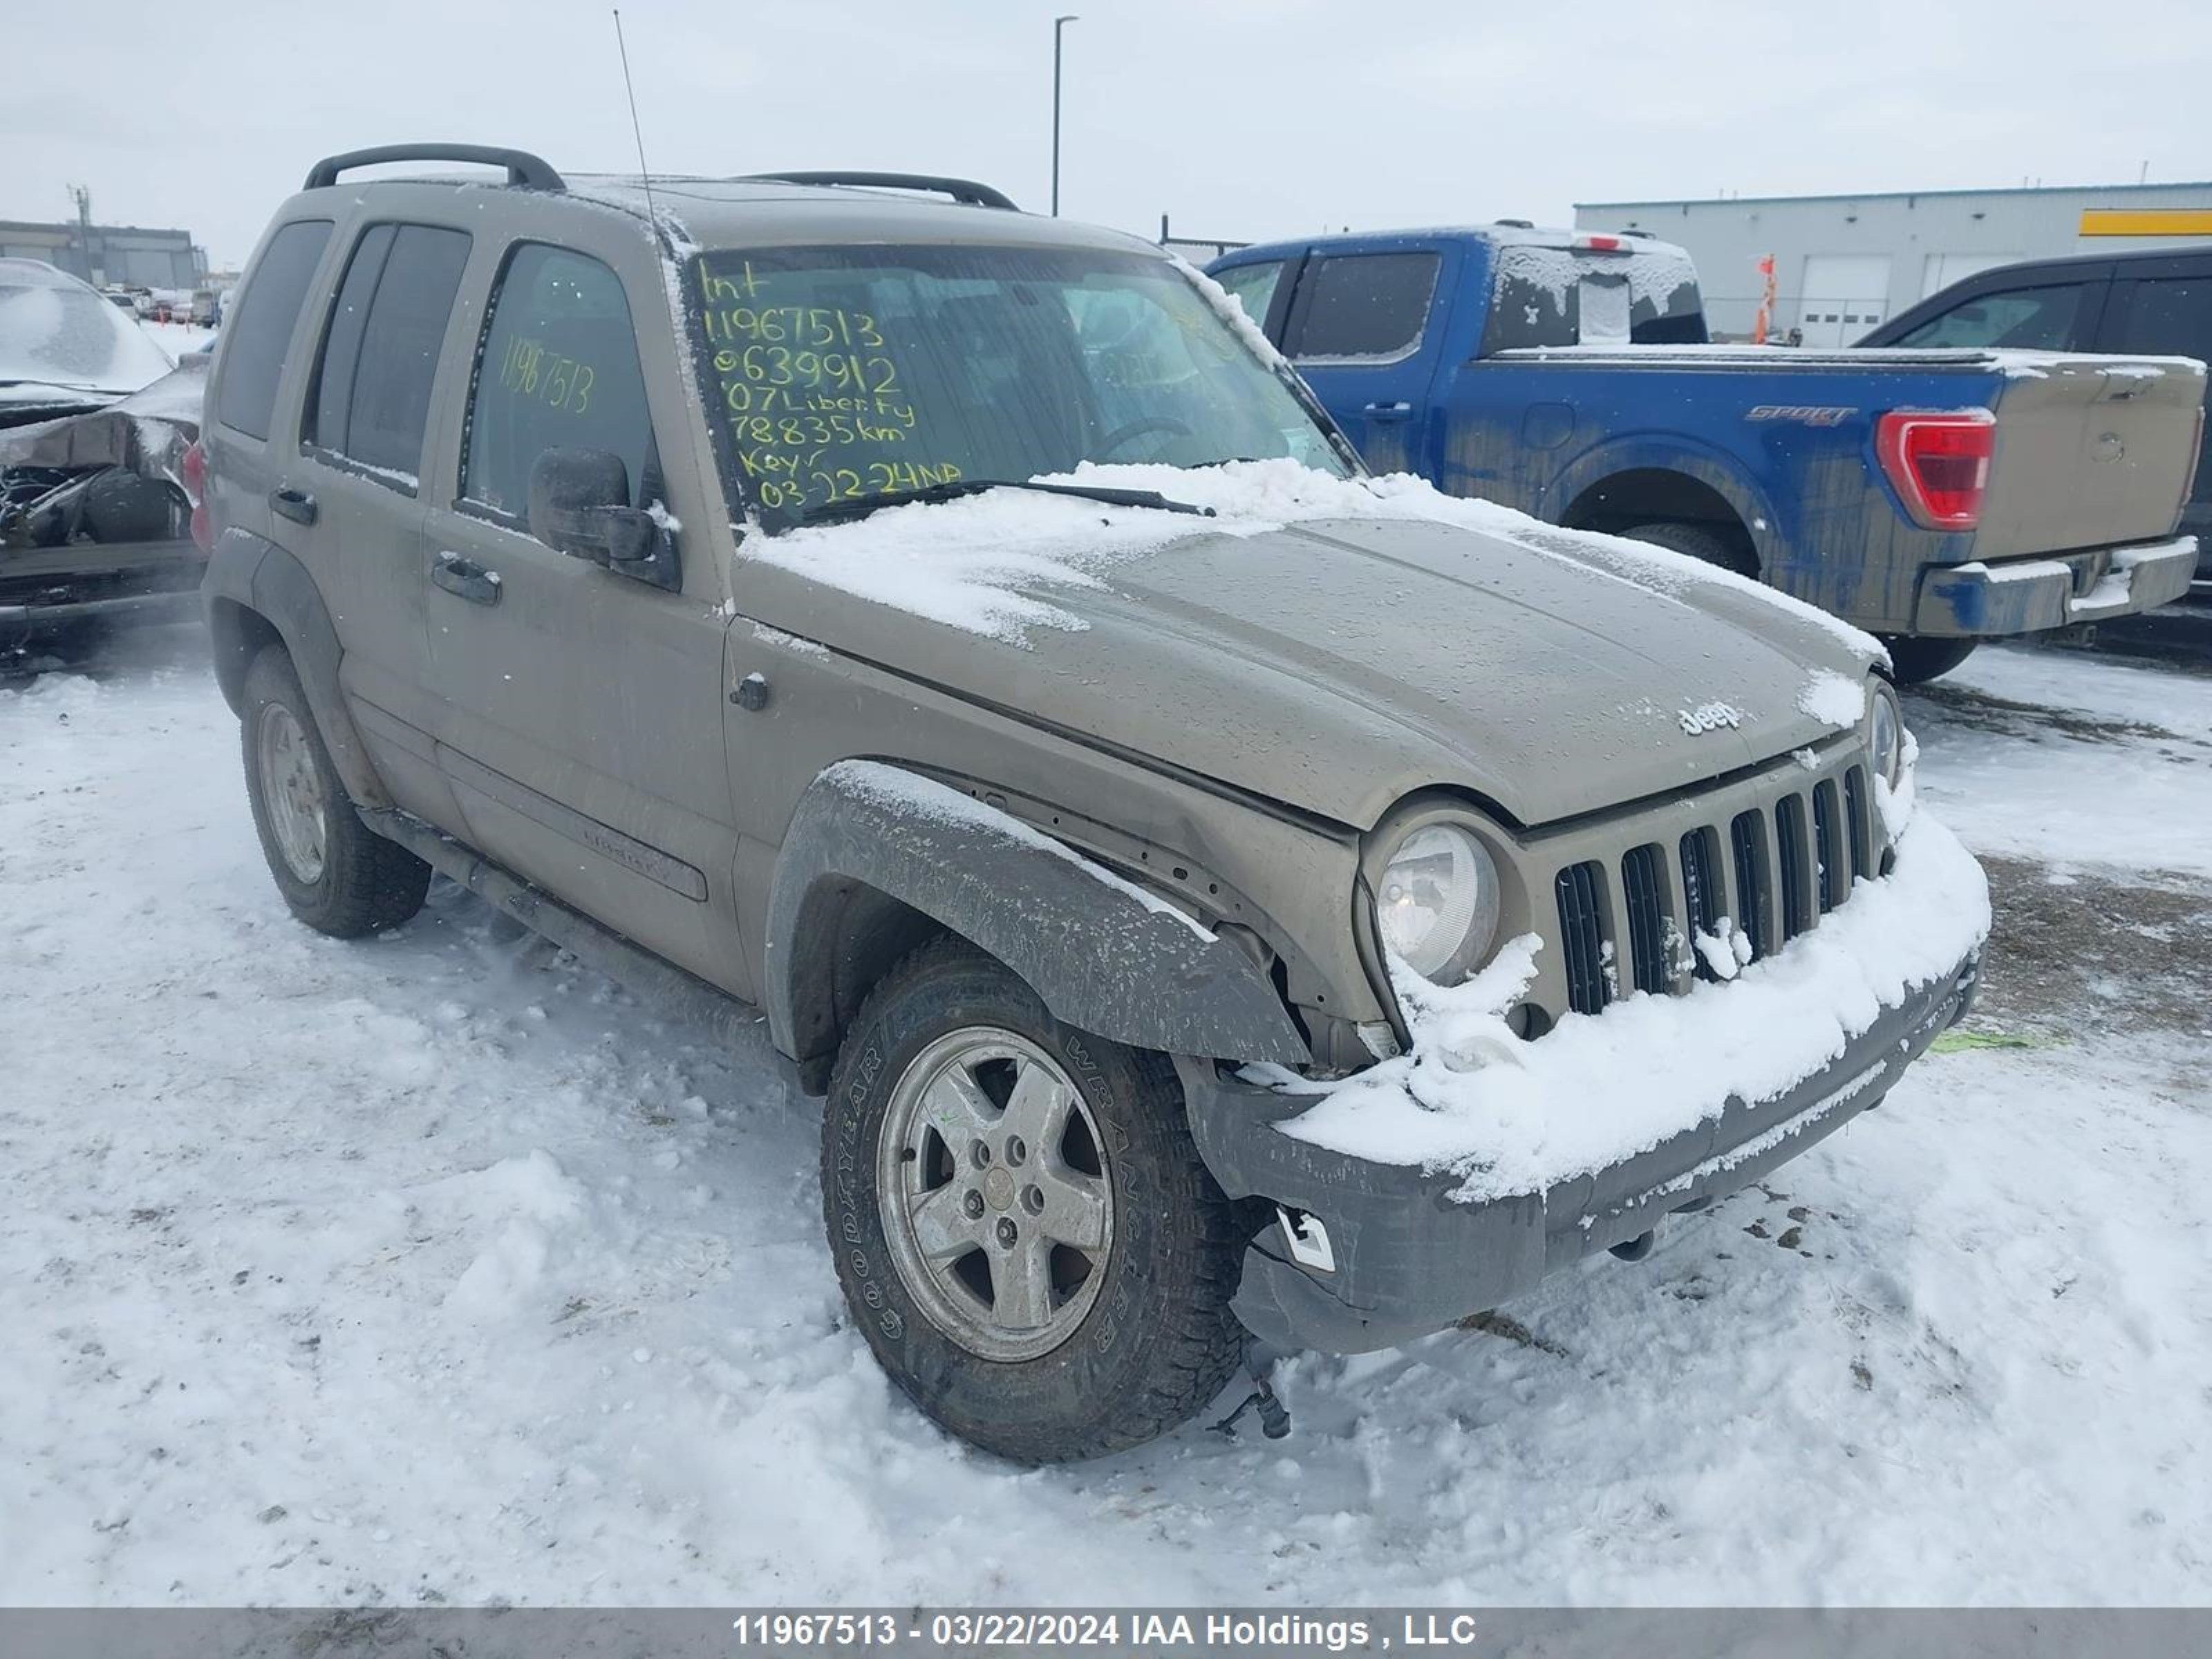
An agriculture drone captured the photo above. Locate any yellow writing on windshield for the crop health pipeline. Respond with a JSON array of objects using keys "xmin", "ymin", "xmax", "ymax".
[{"xmin": 697, "ymin": 261, "xmax": 957, "ymax": 516}]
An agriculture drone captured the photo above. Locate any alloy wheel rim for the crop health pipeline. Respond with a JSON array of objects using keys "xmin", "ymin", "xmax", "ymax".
[
  {"xmin": 256, "ymin": 703, "xmax": 328, "ymax": 883},
  {"xmin": 876, "ymin": 1027, "xmax": 1115, "ymax": 1362}
]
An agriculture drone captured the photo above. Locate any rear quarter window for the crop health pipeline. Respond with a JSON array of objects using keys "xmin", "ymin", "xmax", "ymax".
[{"xmin": 214, "ymin": 219, "xmax": 333, "ymax": 440}]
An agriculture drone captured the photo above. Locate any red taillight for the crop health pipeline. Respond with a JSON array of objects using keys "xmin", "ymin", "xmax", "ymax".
[
  {"xmin": 1876, "ymin": 409, "xmax": 1995, "ymax": 532},
  {"xmin": 181, "ymin": 439, "xmax": 212, "ymax": 552},
  {"xmin": 1577, "ymin": 234, "xmax": 1623, "ymax": 252}
]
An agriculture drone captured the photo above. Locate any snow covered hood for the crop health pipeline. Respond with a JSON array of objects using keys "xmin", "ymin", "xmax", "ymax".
[
  {"xmin": 0, "ymin": 256, "xmax": 176, "ymax": 401},
  {"xmin": 736, "ymin": 463, "xmax": 1881, "ymax": 830}
]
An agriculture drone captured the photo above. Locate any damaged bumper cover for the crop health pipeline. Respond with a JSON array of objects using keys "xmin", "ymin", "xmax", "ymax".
[
  {"xmin": 1913, "ymin": 536, "xmax": 2196, "ymax": 637},
  {"xmin": 1178, "ymin": 946, "xmax": 1980, "ymax": 1354}
]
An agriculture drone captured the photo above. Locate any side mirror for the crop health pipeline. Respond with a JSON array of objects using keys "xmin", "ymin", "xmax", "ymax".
[{"xmin": 527, "ymin": 447, "xmax": 679, "ymax": 592}]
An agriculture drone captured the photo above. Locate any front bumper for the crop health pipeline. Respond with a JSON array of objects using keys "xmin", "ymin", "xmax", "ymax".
[
  {"xmin": 1180, "ymin": 946, "xmax": 1980, "ymax": 1354},
  {"xmin": 1911, "ymin": 536, "xmax": 2196, "ymax": 637},
  {"xmin": 0, "ymin": 537, "xmax": 205, "ymax": 639}
]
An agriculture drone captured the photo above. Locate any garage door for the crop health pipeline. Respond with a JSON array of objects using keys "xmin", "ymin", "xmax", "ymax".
[{"xmin": 1798, "ymin": 254, "xmax": 1893, "ymax": 346}]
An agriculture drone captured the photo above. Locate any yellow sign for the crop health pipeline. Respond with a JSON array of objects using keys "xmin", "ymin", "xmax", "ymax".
[{"xmin": 2079, "ymin": 209, "xmax": 2212, "ymax": 237}]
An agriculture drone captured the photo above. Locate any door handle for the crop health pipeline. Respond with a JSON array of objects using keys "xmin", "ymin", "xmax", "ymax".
[
  {"xmin": 1362, "ymin": 401, "xmax": 1414, "ymax": 419},
  {"xmin": 270, "ymin": 486, "xmax": 318, "ymax": 525},
  {"xmin": 430, "ymin": 552, "xmax": 503, "ymax": 606}
]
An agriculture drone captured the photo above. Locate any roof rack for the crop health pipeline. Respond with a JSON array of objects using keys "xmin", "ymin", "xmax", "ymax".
[
  {"xmin": 739, "ymin": 171, "xmax": 1018, "ymax": 212},
  {"xmin": 304, "ymin": 144, "xmax": 565, "ymax": 192}
]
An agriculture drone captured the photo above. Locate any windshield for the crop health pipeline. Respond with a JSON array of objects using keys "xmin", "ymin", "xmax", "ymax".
[
  {"xmin": 687, "ymin": 244, "xmax": 1353, "ymax": 529},
  {"xmin": 0, "ymin": 265, "xmax": 176, "ymax": 394}
]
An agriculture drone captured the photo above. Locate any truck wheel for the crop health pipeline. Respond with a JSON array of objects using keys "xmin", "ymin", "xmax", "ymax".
[
  {"xmin": 1878, "ymin": 635, "xmax": 1978, "ymax": 685},
  {"xmin": 239, "ymin": 645, "xmax": 430, "ymax": 938},
  {"xmin": 821, "ymin": 937, "xmax": 1248, "ymax": 1463},
  {"xmin": 1621, "ymin": 519, "xmax": 1758, "ymax": 578}
]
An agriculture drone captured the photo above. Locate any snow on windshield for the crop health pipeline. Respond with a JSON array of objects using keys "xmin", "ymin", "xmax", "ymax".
[{"xmin": 0, "ymin": 261, "xmax": 176, "ymax": 395}]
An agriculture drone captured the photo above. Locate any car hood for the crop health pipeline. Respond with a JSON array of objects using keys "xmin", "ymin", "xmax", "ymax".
[
  {"xmin": 738, "ymin": 498, "xmax": 1877, "ymax": 830},
  {"xmin": 0, "ymin": 360, "xmax": 203, "ymax": 473}
]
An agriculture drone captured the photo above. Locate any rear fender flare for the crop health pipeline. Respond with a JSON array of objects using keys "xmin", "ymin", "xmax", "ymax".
[
  {"xmin": 201, "ymin": 527, "xmax": 391, "ymax": 809},
  {"xmin": 765, "ymin": 762, "xmax": 1312, "ymax": 1075},
  {"xmin": 1543, "ymin": 435, "xmax": 1784, "ymax": 570}
]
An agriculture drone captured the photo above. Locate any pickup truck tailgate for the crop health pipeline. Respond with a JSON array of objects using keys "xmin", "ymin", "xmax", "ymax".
[{"xmin": 1978, "ymin": 355, "xmax": 2205, "ymax": 559}]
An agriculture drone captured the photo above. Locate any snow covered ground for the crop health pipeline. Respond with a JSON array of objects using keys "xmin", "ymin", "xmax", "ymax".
[{"xmin": 2, "ymin": 630, "xmax": 2209, "ymax": 1606}]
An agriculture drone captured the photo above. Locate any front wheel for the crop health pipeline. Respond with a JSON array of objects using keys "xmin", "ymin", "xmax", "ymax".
[
  {"xmin": 1877, "ymin": 635, "xmax": 1979, "ymax": 685},
  {"xmin": 821, "ymin": 938, "xmax": 1248, "ymax": 1463}
]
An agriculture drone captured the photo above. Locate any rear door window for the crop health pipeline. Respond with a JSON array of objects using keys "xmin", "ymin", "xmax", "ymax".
[
  {"xmin": 462, "ymin": 243, "xmax": 656, "ymax": 521},
  {"xmin": 1893, "ymin": 283, "xmax": 2092, "ymax": 349},
  {"xmin": 304, "ymin": 223, "xmax": 471, "ymax": 487},
  {"xmin": 1286, "ymin": 252, "xmax": 1441, "ymax": 362},
  {"xmin": 214, "ymin": 219, "xmax": 333, "ymax": 440}
]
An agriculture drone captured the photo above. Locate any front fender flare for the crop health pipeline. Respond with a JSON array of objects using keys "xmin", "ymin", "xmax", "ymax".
[{"xmin": 765, "ymin": 761, "xmax": 1312, "ymax": 1072}]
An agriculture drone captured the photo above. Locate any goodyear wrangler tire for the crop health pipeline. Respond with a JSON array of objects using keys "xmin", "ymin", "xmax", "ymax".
[
  {"xmin": 240, "ymin": 645, "xmax": 430, "ymax": 938},
  {"xmin": 822, "ymin": 937, "xmax": 1248, "ymax": 1463}
]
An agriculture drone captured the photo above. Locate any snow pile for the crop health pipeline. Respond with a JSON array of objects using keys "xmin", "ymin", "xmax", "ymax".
[
  {"xmin": 1271, "ymin": 784, "xmax": 1990, "ymax": 1203},
  {"xmin": 1797, "ymin": 670, "xmax": 1866, "ymax": 729}
]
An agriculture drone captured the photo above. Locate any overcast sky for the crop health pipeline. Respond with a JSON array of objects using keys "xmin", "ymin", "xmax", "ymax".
[{"xmin": 12, "ymin": 0, "xmax": 2210, "ymax": 269}]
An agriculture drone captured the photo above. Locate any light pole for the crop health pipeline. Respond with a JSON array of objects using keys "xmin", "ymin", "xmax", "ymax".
[{"xmin": 1052, "ymin": 14, "xmax": 1078, "ymax": 216}]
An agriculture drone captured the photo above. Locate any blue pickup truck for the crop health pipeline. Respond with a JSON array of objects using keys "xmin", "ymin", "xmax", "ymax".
[{"xmin": 1207, "ymin": 227, "xmax": 2204, "ymax": 681}]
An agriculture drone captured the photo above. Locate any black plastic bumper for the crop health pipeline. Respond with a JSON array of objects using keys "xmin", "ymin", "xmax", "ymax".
[
  {"xmin": 1, "ymin": 538, "xmax": 205, "ymax": 639},
  {"xmin": 1179, "ymin": 948, "xmax": 1980, "ymax": 1353}
]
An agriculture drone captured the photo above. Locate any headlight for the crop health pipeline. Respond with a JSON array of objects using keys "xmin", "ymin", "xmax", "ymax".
[
  {"xmin": 1375, "ymin": 821, "xmax": 1501, "ymax": 985},
  {"xmin": 1868, "ymin": 680, "xmax": 1905, "ymax": 786}
]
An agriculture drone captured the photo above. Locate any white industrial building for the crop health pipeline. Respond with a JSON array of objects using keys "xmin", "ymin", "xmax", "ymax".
[{"xmin": 1574, "ymin": 181, "xmax": 2212, "ymax": 344}]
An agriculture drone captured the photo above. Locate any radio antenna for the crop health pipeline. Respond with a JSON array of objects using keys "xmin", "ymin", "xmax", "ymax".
[{"xmin": 612, "ymin": 8, "xmax": 662, "ymax": 232}]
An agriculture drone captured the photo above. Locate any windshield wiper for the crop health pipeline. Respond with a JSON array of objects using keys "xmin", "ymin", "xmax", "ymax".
[{"xmin": 795, "ymin": 478, "xmax": 1215, "ymax": 527}]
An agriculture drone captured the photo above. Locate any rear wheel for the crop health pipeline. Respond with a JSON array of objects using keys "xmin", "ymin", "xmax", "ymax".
[
  {"xmin": 1878, "ymin": 635, "xmax": 1979, "ymax": 685},
  {"xmin": 240, "ymin": 645, "xmax": 430, "ymax": 937},
  {"xmin": 1620, "ymin": 518, "xmax": 1758, "ymax": 578},
  {"xmin": 822, "ymin": 937, "xmax": 1248, "ymax": 1463}
]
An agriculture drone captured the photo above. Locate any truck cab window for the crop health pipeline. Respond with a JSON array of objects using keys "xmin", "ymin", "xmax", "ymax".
[{"xmin": 1895, "ymin": 284, "xmax": 2089, "ymax": 350}]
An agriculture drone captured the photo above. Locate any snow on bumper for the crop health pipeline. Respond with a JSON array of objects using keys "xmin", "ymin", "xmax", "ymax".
[
  {"xmin": 1179, "ymin": 814, "xmax": 1989, "ymax": 1353},
  {"xmin": 1913, "ymin": 535, "xmax": 2197, "ymax": 636}
]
